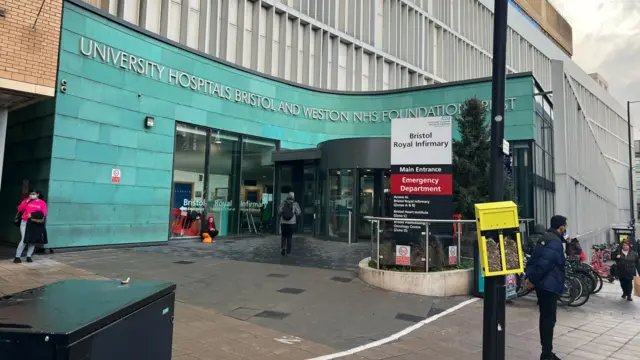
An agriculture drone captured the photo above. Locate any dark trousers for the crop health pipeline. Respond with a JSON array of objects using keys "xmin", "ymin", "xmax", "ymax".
[
  {"xmin": 620, "ymin": 278, "xmax": 633, "ymax": 297},
  {"xmin": 280, "ymin": 223, "xmax": 294, "ymax": 253},
  {"xmin": 536, "ymin": 289, "xmax": 558, "ymax": 356}
]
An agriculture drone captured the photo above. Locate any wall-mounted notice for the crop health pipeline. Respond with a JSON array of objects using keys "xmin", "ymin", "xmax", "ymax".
[
  {"xmin": 111, "ymin": 169, "xmax": 121, "ymax": 184},
  {"xmin": 390, "ymin": 117, "xmax": 453, "ymax": 253},
  {"xmin": 395, "ymin": 245, "xmax": 411, "ymax": 265}
]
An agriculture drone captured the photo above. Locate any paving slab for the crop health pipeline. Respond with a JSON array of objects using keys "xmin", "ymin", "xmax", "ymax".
[
  {"xmin": 42, "ymin": 238, "xmax": 468, "ymax": 350},
  {"xmin": 0, "ymin": 258, "xmax": 337, "ymax": 360}
]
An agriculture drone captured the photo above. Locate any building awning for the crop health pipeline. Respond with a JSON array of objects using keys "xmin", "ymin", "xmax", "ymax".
[{"xmin": 272, "ymin": 148, "xmax": 321, "ymax": 163}]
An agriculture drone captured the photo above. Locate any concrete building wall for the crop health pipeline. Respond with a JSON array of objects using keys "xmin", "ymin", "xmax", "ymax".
[{"xmin": 0, "ymin": 0, "xmax": 62, "ymax": 97}]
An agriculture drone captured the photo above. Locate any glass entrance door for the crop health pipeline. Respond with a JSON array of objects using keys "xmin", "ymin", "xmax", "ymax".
[
  {"xmin": 301, "ymin": 162, "xmax": 316, "ymax": 234},
  {"xmin": 327, "ymin": 169, "xmax": 354, "ymax": 241},
  {"xmin": 276, "ymin": 161, "xmax": 316, "ymax": 235},
  {"xmin": 358, "ymin": 170, "xmax": 375, "ymax": 240}
]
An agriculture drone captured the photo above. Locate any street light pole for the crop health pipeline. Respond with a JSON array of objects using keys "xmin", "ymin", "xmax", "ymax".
[
  {"xmin": 627, "ymin": 101, "xmax": 639, "ymax": 244},
  {"xmin": 484, "ymin": 1, "xmax": 509, "ymax": 360}
]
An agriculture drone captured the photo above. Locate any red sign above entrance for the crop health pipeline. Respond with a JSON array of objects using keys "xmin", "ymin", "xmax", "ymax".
[{"xmin": 390, "ymin": 174, "xmax": 452, "ymax": 195}]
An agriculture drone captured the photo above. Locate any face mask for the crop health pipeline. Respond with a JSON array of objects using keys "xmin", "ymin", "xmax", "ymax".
[{"xmin": 29, "ymin": 195, "xmax": 38, "ymax": 200}]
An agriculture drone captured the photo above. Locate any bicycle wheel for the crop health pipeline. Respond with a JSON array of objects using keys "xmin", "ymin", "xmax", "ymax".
[
  {"xmin": 568, "ymin": 274, "xmax": 591, "ymax": 307},
  {"xmin": 559, "ymin": 275, "xmax": 582, "ymax": 306},
  {"xmin": 575, "ymin": 269, "xmax": 596, "ymax": 294},
  {"xmin": 587, "ymin": 268, "xmax": 603, "ymax": 294}
]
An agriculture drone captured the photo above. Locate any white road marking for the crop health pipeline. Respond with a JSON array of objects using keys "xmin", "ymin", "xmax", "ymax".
[
  {"xmin": 275, "ymin": 335, "xmax": 303, "ymax": 345},
  {"xmin": 306, "ymin": 297, "xmax": 479, "ymax": 360}
]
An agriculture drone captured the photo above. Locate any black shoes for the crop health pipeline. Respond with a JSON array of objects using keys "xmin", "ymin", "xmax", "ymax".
[
  {"xmin": 26, "ymin": 257, "xmax": 33, "ymax": 263},
  {"xmin": 627, "ymin": 295, "xmax": 633, "ymax": 301},
  {"xmin": 281, "ymin": 249, "xmax": 286, "ymax": 256},
  {"xmin": 541, "ymin": 353, "xmax": 561, "ymax": 360},
  {"xmin": 13, "ymin": 257, "xmax": 21, "ymax": 264}
]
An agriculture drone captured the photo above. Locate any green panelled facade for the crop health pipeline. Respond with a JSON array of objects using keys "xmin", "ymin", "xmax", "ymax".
[{"xmin": 0, "ymin": 1, "xmax": 542, "ymax": 248}]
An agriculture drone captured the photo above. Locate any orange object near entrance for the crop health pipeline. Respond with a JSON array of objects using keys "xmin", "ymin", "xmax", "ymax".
[{"xmin": 453, "ymin": 214, "xmax": 463, "ymax": 237}]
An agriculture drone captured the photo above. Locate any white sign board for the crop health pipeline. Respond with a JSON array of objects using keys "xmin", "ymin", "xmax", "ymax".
[
  {"xmin": 391, "ymin": 116, "xmax": 453, "ymax": 165},
  {"xmin": 448, "ymin": 246, "xmax": 457, "ymax": 265},
  {"xmin": 111, "ymin": 168, "xmax": 121, "ymax": 184},
  {"xmin": 395, "ymin": 245, "xmax": 411, "ymax": 265},
  {"xmin": 502, "ymin": 139, "xmax": 510, "ymax": 155}
]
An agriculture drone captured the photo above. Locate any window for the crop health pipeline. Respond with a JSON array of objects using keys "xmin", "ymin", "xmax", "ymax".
[
  {"xmin": 208, "ymin": 130, "xmax": 241, "ymax": 236},
  {"xmin": 170, "ymin": 124, "xmax": 208, "ymax": 238},
  {"xmin": 170, "ymin": 124, "xmax": 277, "ymax": 238},
  {"xmin": 239, "ymin": 137, "xmax": 276, "ymax": 234}
]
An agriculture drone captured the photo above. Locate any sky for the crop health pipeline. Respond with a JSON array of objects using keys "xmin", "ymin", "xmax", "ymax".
[{"xmin": 550, "ymin": 0, "xmax": 640, "ymax": 109}]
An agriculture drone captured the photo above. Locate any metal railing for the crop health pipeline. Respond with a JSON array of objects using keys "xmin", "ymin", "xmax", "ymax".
[{"xmin": 364, "ymin": 216, "xmax": 534, "ymax": 272}]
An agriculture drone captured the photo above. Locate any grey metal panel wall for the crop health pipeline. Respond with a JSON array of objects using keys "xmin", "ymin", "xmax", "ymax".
[{"xmin": 318, "ymin": 137, "xmax": 390, "ymax": 170}]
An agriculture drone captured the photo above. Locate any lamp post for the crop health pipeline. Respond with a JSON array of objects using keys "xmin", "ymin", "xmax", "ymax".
[
  {"xmin": 628, "ymin": 101, "xmax": 639, "ymax": 244},
  {"xmin": 484, "ymin": 1, "xmax": 509, "ymax": 360}
]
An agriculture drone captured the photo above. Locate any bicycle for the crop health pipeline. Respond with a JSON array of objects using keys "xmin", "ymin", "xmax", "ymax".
[
  {"xmin": 516, "ymin": 255, "xmax": 589, "ymax": 306},
  {"xmin": 564, "ymin": 259, "xmax": 590, "ymax": 307},
  {"xmin": 591, "ymin": 244, "xmax": 614, "ymax": 282},
  {"xmin": 567, "ymin": 255, "xmax": 603, "ymax": 294}
]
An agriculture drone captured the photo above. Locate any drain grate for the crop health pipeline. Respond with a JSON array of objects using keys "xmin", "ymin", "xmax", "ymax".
[
  {"xmin": 254, "ymin": 310, "xmax": 291, "ymax": 320},
  {"xmin": 330, "ymin": 276, "xmax": 353, "ymax": 283},
  {"xmin": 277, "ymin": 288, "xmax": 306, "ymax": 295},
  {"xmin": 266, "ymin": 273, "xmax": 289, "ymax": 278},
  {"xmin": 395, "ymin": 312, "xmax": 426, "ymax": 323},
  {"xmin": 173, "ymin": 260, "xmax": 194, "ymax": 265}
]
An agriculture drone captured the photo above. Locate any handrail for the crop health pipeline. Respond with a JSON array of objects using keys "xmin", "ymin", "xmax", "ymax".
[
  {"xmin": 364, "ymin": 216, "xmax": 536, "ymax": 223},
  {"xmin": 363, "ymin": 216, "xmax": 476, "ymax": 224},
  {"xmin": 366, "ymin": 216, "xmax": 536, "ymax": 271}
]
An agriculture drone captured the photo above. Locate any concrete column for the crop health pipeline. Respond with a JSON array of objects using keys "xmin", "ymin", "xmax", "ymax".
[
  {"xmin": 354, "ymin": 47, "xmax": 363, "ymax": 91},
  {"xmin": 347, "ymin": 0, "xmax": 356, "ymax": 36},
  {"xmin": 331, "ymin": 36, "xmax": 339, "ymax": 89},
  {"xmin": 314, "ymin": 28, "xmax": 323, "ymax": 86},
  {"xmin": 369, "ymin": 53, "xmax": 377, "ymax": 90},
  {"xmin": 208, "ymin": 0, "xmax": 220, "ymax": 56},
  {"xmin": 139, "ymin": 0, "xmax": 148, "ymax": 28},
  {"xmin": 116, "ymin": 0, "xmax": 125, "ymax": 18},
  {"xmin": 250, "ymin": 0, "xmax": 261, "ymax": 70},
  {"xmin": 219, "ymin": 0, "xmax": 231, "ymax": 60},
  {"xmin": 236, "ymin": 0, "xmax": 247, "ymax": 63},
  {"xmin": 0, "ymin": 108, "xmax": 7, "ymax": 192},
  {"xmin": 160, "ymin": 0, "xmax": 170, "ymax": 37},
  {"xmin": 277, "ymin": 12, "xmax": 287, "ymax": 78},
  {"xmin": 291, "ymin": 18, "xmax": 301, "ymax": 82},
  {"xmin": 101, "ymin": 0, "xmax": 111, "ymax": 12},
  {"xmin": 346, "ymin": 43, "xmax": 355, "ymax": 90},
  {"xmin": 180, "ymin": 0, "xmax": 191, "ymax": 45},
  {"xmin": 376, "ymin": 56, "xmax": 384, "ymax": 90},
  {"xmin": 265, "ymin": 6, "xmax": 275, "ymax": 74},
  {"xmin": 302, "ymin": 24, "xmax": 311, "ymax": 85},
  {"xmin": 321, "ymin": 31, "xmax": 329, "ymax": 88},
  {"xmin": 198, "ymin": 0, "xmax": 209, "ymax": 51}
]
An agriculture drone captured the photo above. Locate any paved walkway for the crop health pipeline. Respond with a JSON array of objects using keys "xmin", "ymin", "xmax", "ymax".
[
  {"xmin": 0, "ymin": 257, "xmax": 349, "ymax": 360},
  {"xmin": 2, "ymin": 238, "xmax": 639, "ymax": 360},
  {"xmin": 43, "ymin": 238, "xmax": 466, "ymax": 350}
]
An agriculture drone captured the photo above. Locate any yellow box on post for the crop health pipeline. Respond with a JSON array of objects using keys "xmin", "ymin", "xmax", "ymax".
[{"xmin": 474, "ymin": 201, "xmax": 524, "ymax": 277}]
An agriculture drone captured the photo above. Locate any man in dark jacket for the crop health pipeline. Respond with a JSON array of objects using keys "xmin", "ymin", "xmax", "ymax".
[
  {"xmin": 525, "ymin": 215, "xmax": 567, "ymax": 360},
  {"xmin": 526, "ymin": 224, "xmax": 546, "ymax": 255}
]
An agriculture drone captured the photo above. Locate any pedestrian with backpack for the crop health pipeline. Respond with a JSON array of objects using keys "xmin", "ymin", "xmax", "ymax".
[{"xmin": 278, "ymin": 192, "xmax": 301, "ymax": 256}]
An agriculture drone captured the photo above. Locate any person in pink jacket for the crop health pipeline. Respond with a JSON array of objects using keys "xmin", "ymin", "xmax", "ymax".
[{"xmin": 14, "ymin": 189, "xmax": 48, "ymax": 263}]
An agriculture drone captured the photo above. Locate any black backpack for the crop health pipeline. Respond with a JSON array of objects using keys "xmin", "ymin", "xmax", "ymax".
[{"xmin": 281, "ymin": 201, "xmax": 294, "ymax": 221}]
